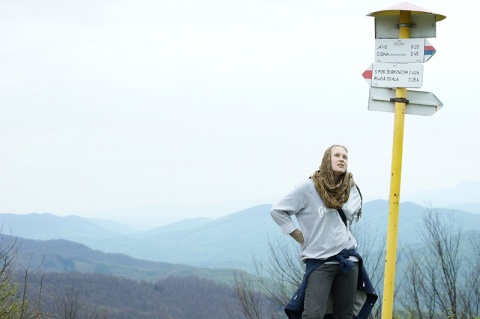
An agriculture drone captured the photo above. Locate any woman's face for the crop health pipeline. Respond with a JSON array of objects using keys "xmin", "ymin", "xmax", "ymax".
[{"xmin": 330, "ymin": 146, "xmax": 348, "ymax": 179}]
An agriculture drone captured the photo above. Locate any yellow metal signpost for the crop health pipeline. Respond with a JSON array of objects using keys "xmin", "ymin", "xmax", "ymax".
[{"xmin": 363, "ymin": 3, "xmax": 446, "ymax": 318}]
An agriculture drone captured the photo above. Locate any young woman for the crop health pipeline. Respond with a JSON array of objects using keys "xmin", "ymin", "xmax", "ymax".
[{"xmin": 270, "ymin": 145, "xmax": 377, "ymax": 319}]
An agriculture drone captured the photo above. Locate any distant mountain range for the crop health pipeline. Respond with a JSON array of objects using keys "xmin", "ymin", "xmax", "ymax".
[
  {"xmin": 402, "ymin": 180, "xmax": 480, "ymax": 211},
  {"xmin": 80, "ymin": 200, "xmax": 267, "ymax": 229},
  {"xmin": 2, "ymin": 196, "xmax": 480, "ymax": 273},
  {"xmin": 43, "ymin": 180, "xmax": 479, "ymax": 230}
]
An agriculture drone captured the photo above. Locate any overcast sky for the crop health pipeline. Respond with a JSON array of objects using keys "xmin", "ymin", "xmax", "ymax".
[{"xmin": 1, "ymin": 0, "xmax": 478, "ymax": 227}]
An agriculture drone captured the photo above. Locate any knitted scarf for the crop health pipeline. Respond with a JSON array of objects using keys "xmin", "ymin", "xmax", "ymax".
[{"xmin": 311, "ymin": 145, "xmax": 352, "ymax": 209}]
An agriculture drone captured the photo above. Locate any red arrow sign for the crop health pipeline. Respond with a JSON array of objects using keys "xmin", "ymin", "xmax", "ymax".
[{"xmin": 362, "ymin": 68, "xmax": 372, "ymax": 80}]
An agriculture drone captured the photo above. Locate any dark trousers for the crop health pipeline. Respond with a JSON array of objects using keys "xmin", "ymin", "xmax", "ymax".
[{"xmin": 302, "ymin": 263, "xmax": 359, "ymax": 319}]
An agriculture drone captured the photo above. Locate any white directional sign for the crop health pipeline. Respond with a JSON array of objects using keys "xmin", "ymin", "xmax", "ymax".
[
  {"xmin": 363, "ymin": 63, "xmax": 423, "ymax": 88},
  {"xmin": 375, "ymin": 38, "xmax": 436, "ymax": 63},
  {"xmin": 368, "ymin": 87, "xmax": 443, "ymax": 116}
]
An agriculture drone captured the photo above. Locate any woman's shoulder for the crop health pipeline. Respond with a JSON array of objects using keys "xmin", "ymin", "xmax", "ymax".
[
  {"xmin": 293, "ymin": 178, "xmax": 315, "ymax": 192},
  {"xmin": 289, "ymin": 178, "xmax": 318, "ymax": 199}
]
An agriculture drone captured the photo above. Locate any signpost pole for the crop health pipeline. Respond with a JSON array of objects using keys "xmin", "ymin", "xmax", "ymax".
[
  {"xmin": 381, "ymin": 10, "xmax": 410, "ymax": 319},
  {"xmin": 365, "ymin": 3, "xmax": 445, "ymax": 317}
]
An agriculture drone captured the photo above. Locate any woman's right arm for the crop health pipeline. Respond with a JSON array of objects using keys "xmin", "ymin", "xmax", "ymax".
[{"xmin": 270, "ymin": 181, "xmax": 307, "ymax": 244}]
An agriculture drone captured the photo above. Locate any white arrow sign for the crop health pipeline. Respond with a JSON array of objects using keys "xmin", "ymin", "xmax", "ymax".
[
  {"xmin": 362, "ymin": 63, "xmax": 424, "ymax": 88},
  {"xmin": 375, "ymin": 38, "xmax": 436, "ymax": 63},
  {"xmin": 368, "ymin": 87, "xmax": 443, "ymax": 116}
]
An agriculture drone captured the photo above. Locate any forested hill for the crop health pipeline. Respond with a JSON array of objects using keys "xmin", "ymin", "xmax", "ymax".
[
  {"xmin": 20, "ymin": 271, "xmax": 278, "ymax": 319},
  {"xmin": 1, "ymin": 233, "xmax": 236, "ymax": 283},
  {"xmin": 4, "ymin": 233, "xmax": 279, "ymax": 318}
]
